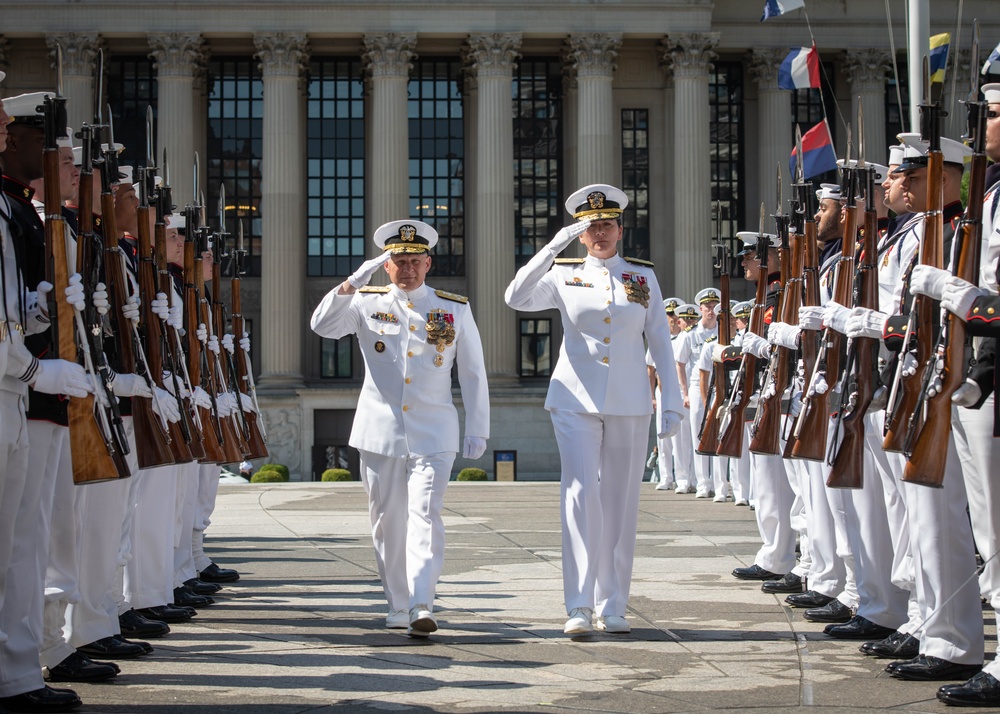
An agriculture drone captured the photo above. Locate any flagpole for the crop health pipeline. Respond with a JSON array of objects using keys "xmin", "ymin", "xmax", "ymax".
[{"xmin": 908, "ymin": 0, "xmax": 930, "ymax": 131}]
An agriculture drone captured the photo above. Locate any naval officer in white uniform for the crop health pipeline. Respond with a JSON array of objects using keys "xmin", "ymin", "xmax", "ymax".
[
  {"xmin": 505, "ymin": 184, "xmax": 684, "ymax": 635},
  {"xmin": 310, "ymin": 219, "xmax": 490, "ymax": 637}
]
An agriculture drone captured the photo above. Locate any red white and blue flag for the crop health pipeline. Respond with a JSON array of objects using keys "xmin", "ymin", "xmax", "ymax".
[
  {"xmin": 760, "ymin": 0, "xmax": 805, "ymax": 22},
  {"xmin": 789, "ymin": 120, "xmax": 838, "ymax": 180},
  {"xmin": 778, "ymin": 45, "xmax": 821, "ymax": 90}
]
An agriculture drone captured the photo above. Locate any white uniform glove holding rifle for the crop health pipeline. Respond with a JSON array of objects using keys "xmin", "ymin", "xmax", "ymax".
[
  {"xmin": 822, "ymin": 301, "xmax": 852, "ymax": 334},
  {"xmin": 221, "ymin": 333, "xmax": 235, "ymax": 354},
  {"xmin": 767, "ymin": 321, "xmax": 800, "ymax": 350},
  {"xmin": 238, "ymin": 392, "xmax": 257, "ymax": 414},
  {"xmin": 191, "ymin": 385, "xmax": 213, "ymax": 411},
  {"xmin": 239, "ymin": 332, "xmax": 251, "ymax": 352},
  {"xmin": 546, "ymin": 220, "xmax": 591, "ymax": 255},
  {"xmin": 909, "ymin": 264, "xmax": 951, "ymax": 301},
  {"xmin": 150, "ymin": 292, "xmax": 169, "ymax": 321},
  {"xmin": 940, "ymin": 276, "xmax": 988, "ymax": 320},
  {"xmin": 151, "ymin": 385, "xmax": 181, "ymax": 423},
  {"xmin": 122, "ymin": 296, "xmax": 141, "ymax": 325},
  {"xmin": 64, "ymin": 273, "xmax": 86, "ymax": 312},
  {"xmin": 741, "ymin": 331, "xmax": 770, "ymax": 359},
  {"xmin": 91, "ymin": 283, "xmax": 109, "ymax": 316},
  {"xmin": 798, "ymin": 305, "xmax": 825, "ymax": 331},
  {"xmin": 845, "ymin": 307, "xmax": 889, "ymax": 339},
  {"xmin": 346, "ymin": 251, "xmax": 393, "ymax": 290},
  {"xmin": 109, "ymin": 371, "xmax": 153, "ymax": 399}
]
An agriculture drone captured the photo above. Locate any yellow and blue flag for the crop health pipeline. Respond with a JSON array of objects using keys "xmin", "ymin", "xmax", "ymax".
[{"xmin": 929, "ymin": 33, "xmax": 950, "ymax": 84}]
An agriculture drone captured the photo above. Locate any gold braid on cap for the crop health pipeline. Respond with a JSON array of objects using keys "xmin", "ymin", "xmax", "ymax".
[{"xmin": 572, "ymin": 191, "xmax": 623, "ymax": 221}]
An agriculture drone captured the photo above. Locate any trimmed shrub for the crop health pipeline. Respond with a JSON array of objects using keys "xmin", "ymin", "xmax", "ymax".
[
  {"xmin": 321, "ymin": 468, "xmax": 353, "ymax": 482},
  {"xmin": 251, "ymin": 470, "xmax": 286, "ymax": 483},
  {"xmin": 456, "ymin": 468, "xmax": 488, "ymax": 481},
  {"xmin": 257, "ymin": 463, "xmax": 290, "ymax": 481}
]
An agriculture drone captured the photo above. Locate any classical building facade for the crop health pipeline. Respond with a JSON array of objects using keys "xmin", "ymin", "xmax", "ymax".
[{"xmin": 0, "ymin": 0, "xmax": 990, "ymax": 479}]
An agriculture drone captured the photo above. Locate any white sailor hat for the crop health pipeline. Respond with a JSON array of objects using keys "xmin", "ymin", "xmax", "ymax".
[
  {"xmin": 733, "ymin": 300, "xmax": 753, "ymax": 320},
  {"xmin": 2, "ymin": 92, "xmax": 53, "ymax": 127},
  {"xmin": 894, "ymin": 132, "xmax": 972, "ymax": 172},
  {"xmin": 815, "ymin": 183, "xmax": 841, "ymax": 202},
  {"xmin": 695, "ymin": 287, "xmax": 721, "ymax": 305},
  {"xmin": 116, "ymin": 166, "xmax": 134, "ymax": 185},
  {"xmin": 888, "ymin": 144, "xmax": 906, "ymax": 167},
  {"xmin": 374, "ymin": 219, "xmax": 438, "ymax": 254},
  {"xmin": 713, "ymin": 299, "xmax": 739, "ymax": 317},
  {"xmin": 57, "ymin": 127, "xmax": 75, "ymax": 150},
  {"xmin": 565, "ymin": 183, "xmax": 628, "ymax": 222},
  {"xmin": 674, "ymin": 303, "xmax": 699, "ymax": 319},
  {"xmin": 736, "ymin": 230, "xmax": 780, "ymax": 256},
  {"xmin": 983, "ymin": 83, "xmax": 1000, "ymax": 105},
  {"xmin": 663, "ymin": 296, "xmax": 683, "ymax": 314},
  {"xmin": 169, "ymin": 214, "xmax": 186, "ymax": 231},
  {"xmin": 837, "ymin": 159, "xmax": 891, "ymax": 183}
]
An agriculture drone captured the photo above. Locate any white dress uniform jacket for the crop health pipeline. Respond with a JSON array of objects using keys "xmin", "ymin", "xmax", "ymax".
[
  {"xmin": 310, "ymin": 282, "xmax": 490, "ymax": 456},
  {"xmin": 504, "ymin": 252, "xmax": 682, "ymax": 420}
]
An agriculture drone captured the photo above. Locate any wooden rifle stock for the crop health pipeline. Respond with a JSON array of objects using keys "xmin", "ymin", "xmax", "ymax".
[
  {"xmin": 231, "ymin": 277, "xmax": 268, "ymax": 459},
  {"xmin": 210, "ymin": 260, "xmax": 251, "ymax": 461},
  {"xmin": 697, "ymin": 271, "xmax": 729, "ymax": 455},
  {"xmin": 783, "ymin": 216, "xmax": 820, "ymax": 458}
]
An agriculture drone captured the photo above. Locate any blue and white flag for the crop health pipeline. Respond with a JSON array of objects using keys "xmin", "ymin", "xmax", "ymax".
[
  {"xmin": 761, "ymin": 0, "xmax": 806, "ymax": 22},
  {"xmin": 982, "ymin": 40, "xmax": 1000, "ymax": 75}
]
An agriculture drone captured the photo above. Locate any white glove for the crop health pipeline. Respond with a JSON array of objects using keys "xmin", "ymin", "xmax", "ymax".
[
  {"xmin": 767, "ymin": 322, "xmax": 801, "ymax": 350},
  {"xmin": 191, "ymin": 386, "xmax": 213, "ymax": 411},
  {"xmin": 36, "ymin": 280, "xmax": 53, "ymax": 316},
  {"xmin": 207, "ymin": 335, "xmax": 220, "ymax": 355},
  {"xmin": 806, "ymin": 370, "xmax": 829, "ymax": 397},
  {"xmin": 151, "ymin": 292, "xmax": 169, "ymax": 321},
  {"xmin": 346, "ymin": 251, "xmax": 393, "ymax": 289},
  {"xmin": 869, "ymin": 385, "xmax": 888, "ymax": 412},
  {"xmin": 64, "ymin": 273, "xmax": 86, "ymax": 312},
  {"xmin": 940, "ymin": 276, "xmax": 989, "ymax": 320},
  {"xmin": 122, "ymin": 296, "xmax": 140, "ymax": 325},
  {"xmin": 741, "ymin": 331, "xmax": 771, "ymax": 359},
  {"xmin": 900, "ymin": 352, "xmax": 918, "ymax": 377},
  {"xmin": 167, "ymin": 304, "xmax": 183, "ymax": 331},
  {"xmin": 659, "ymin": 410, "xmax": 684, "ymax": 438},
  {"xmin": 221, "ymin": 333, "xmax": 235, "ymax": 354},
  {"xmin": 546, "ymin": 220, "xmax": 591, "ymax": 254},
  {"xmin": 110, "ymin": 372, "xmax": 152, "ymax": 399},
  {"xmin": 952, "ymin": 380, "xmax": 982, "ymax": 407},
  {"xmin": 789, "ymin": 390, "xmax": 803, "ymax": 417},
  {"xmin": 151, "ymin": 386, "xmax": 181, "ymax": 423},
  {"xmin": 196, "ymin": 323, "xmax": 208, "ymax": 344},
  {"xmin": 823, "ymin": 301, "xmax": 852, "ymax": 334},
  {"xmin": 31, "ymin": 359, "xmax": 93, "ymax": 398},
  {"xmin": 845, "ymin": 307, "xmax": 889, "ymax": 339},
  {"xmin": 160, "ymin": 372, "xmax": 190, "ymax": 399},
  {"xmin": 239, "ymin": 331, "xmax": 250, "ymax": 352},
  {"xmin": 216, "ymin": 391, "xmax": 238, "ymax": 417},
  {"xmin": 799, "ymin": 305, "xmax": 825, "ymax": 331},
  {"xmin": 909, "ymin": 264, "xmax": 951, "ymax": 300},
  {"xmin": 91, "ymin": 282, "xmax": 109, "ymax": 316},
  {"xmin": 462, "ymin": 436, "xmax": 488, "ymax": 460},
  {"xmin": 239, "ymin": 391, "xmax": 258, "ymax": 414},
  {"xmin": 711, "ymin": 343, "xmax": 730, "ymax": 363}
]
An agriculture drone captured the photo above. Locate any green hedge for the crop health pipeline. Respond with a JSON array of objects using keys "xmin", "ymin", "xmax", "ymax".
[
  {"xmin": 456, "ymin": 468, "xmax": 488, "ymax": 481},
  {"xmin": 257, "ymin": 463, "xmax": 290, "ymax": 481},
  {"xmin": 251, "ymin": 470, "xmax": 287, "ymax": 483},
  {"xmin": 321, "ymin": 468, "xmax": 353, "ymax": 482}
]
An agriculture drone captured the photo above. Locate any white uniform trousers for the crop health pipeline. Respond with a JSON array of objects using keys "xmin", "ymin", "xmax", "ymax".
[
  {"xmin": 800, "ymin": 455, "xmax": 856, "ymax": 606},
  {"xmin": 35, "ymin": 423, "xmax": 76, "ymax": 669},
  {"xmin": 65, "ymin": 418, "xmax": 136, "ymax": 649},
  {"xmin": 731, "ymin": 425, "xmax": 751, "ymax": 504},
  {"xmin": 0, "ymin": 396, "xmax": 44, "ymax": 698},
  {"xmin": 550, "ymin": 409, "xmax": 649, "ymax": 616},
  {"xmin": 671, "ymin": 409, "xmax": 694, "ymax": 491},
  {"xmin": 688, "ymin": 390, "xmax": 713, "ymax": 494},
  {"xmin": 173, "ymin": 462, "xmax": 201, "ymax": 586},
  {"xmin": 192, "ymin": 462, "xmax": 222, "ymax": 573},
  {"xmin": 358, "ymin": 449, "xmax": 456, "ymax": 613},
  {"xmin": 784, "ymin": 448, "xmax": 811, "ymax": 579},
  {"xmin": 839, "ymin": 417, "xmax": 908, "ymax": 631},
  {"xmin": 655, "ymin": 433, "xmax": 673, "ymax": 486},
  {"xmin": 124, "ymin": 464, "xmax": 178, "ymax": 610},
  {"xmin": 903, "ymin": 419, "xmax": 982, "ymax": 664},
  {"xmin": 749, "ymin": 449, "xmax": 797, "ymax": 575}
]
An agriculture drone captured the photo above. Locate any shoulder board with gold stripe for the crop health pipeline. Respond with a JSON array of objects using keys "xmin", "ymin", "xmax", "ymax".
[
  {"xmin": 554, "ymin": 258, "xmax": 585, "ymax": 264},
  {"xmin": 624, "ymin": 257, "xmax": 654, "ymax": 267},
  {"xmin": 359, "ymin": 286, "xmax": 391, "ymax": 293},
  {"xmin": 435, "ymin": 289, "xmax": 469, "ymax": 304},
  {"xmin": 683, "ymin": 325, "xmax": 695, "ymax": 332}
]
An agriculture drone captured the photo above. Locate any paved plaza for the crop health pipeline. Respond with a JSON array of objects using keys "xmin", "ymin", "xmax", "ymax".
[{"xmin": 64, "ymin": 482, "xmax": 998, "ymax": 713}]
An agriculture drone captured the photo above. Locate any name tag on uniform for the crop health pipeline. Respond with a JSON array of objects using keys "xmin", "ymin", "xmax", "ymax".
[
  {"xmin": 564, "ymin": 277, "xmax": 594, "ymax": 288},
  {"xmin": 369, "ymin": 311, "xmax": 398, "ymax": 323}
]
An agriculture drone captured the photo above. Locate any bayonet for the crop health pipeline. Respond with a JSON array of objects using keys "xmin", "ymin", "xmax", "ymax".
[
  {"xmin": 794, "ymin": 124, "xmax": 805, "ymax": 186},
  {"xmin": 775, "ymin": 162, "xmax": 783, "ymax": 218},
  {"xmin": 56, "ymin": 44, "xmax": 64, "ymax": 99},
  {"xmin": 94, "ymin": 48, "xmax": 104, "ymax": 126}
]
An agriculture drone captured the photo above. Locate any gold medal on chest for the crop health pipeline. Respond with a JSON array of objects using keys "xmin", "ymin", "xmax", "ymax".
[
  {"xmin": 425, "ymin": 309, "xmax": 455, "ymax": 355},
  {"xmin": 621, "ymin": 273, "xmax": 650, "ymax": 308}
]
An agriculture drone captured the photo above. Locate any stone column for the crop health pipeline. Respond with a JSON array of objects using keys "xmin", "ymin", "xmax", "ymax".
[
  {"xmin": 842, "ymin": 49, "xmax": 892, "ymax": 166},
  {"xmin": 46, "ymin": 33, "xmax": 101, "ymax": 133},
  {"xmin": 253, "ymin": 32, "xmax": 309, "ymax": 391},
  {"xmin": 654, "ymin": 59, "xmax": 675, "ymax": 288},
  {"xmin": 148, "ymin": 33, "xmax": 206, "ymax": 207},
  {"xmin": 565, "ymin": 33, "xmax": 622, "ymax": 187},
  {"xmin": 362, "ymin": 33, "xmax": 416, "ymax": 251},
  {"xmin": 666, "ymin": 33, "xmax": 717, "ymax": 298},
  {"xmin": 464, "ymin": 33, "xmax": 521, "ymax": 382},
  {"xmin": 749, "ymin": 48, "xmax": 792, "ymax": 218}
]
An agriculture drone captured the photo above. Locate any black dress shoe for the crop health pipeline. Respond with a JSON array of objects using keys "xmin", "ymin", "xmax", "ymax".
[
  {"xmin": 824, "ymin": 615, "xmax": 897, "ymax": 640},
  {"xmin": 859, "ymin": 631, "xmax": 920, "ymax": 659},
  {"xmin": 732, "ymin": 564, "xmax": 782, "ymax": 581},
  {"xmin": 136, "ymin": 605, "xmax": 194, "ymax": 623},
  {"xmin": 761, "ymin": 572, "xmax": 803, "ymax": 594},
  {"xmin": 173, "ymin": 585, "xmax": 214, "ymax": 607},
  {"xmin": 0, "ymin": 685, "xmax": 82, "ymax": 713},
  {"xmin": 887, "ymin": 654, "xmax": 982, "ymax": 681},
  {"xmin": 119, "ymin": 608, "xmax": 171, "ymax": 638},
  {"xmin": 115, "ymin": 635, "xmax": 153, "ymax": 655},
  {"xmin": 803, "ymin": 599, "xmax": 853, "ymax": 623},
  {"xmin": 184, "ymin": 577, "xmax": 222, "ymax": 595},
  {"xmin": 45, "ymin": 652, "xmax": 117, "ymax": 683},
  {"xmin": 199, "ymin": 562, "xmax": 240, "ymax": 583},
  {"xmin": 938, "ymin": 671, "xmax": 1000, "ymax": 706},
  {"xmin": 77, "ymin": 635, "xmax": 146, "ymax": 660},
  {"xmin": 786, "ymin": 590, "xmax": 834, "ymax": 609}
]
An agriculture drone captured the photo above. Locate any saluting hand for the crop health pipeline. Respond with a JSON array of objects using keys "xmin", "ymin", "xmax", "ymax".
[
  {"xmin": 546, "ymin": 220, "xmax": 591, "ymax": 254},
  {"xmin": 347, "ymin": 251, "xmax": 393, "ymax": 289}
]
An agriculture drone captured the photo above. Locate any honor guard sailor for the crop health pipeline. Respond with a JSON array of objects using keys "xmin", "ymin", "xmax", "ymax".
[{"xmin": 310, "ymin": 219, "xmax": 489, "ymax": 637}]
